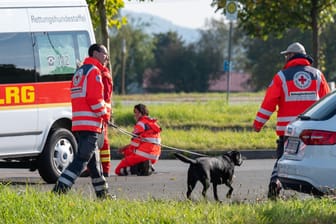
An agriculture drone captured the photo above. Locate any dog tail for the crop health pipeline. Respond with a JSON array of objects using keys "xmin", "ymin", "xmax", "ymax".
[{"xmin": 174, "ymin": 153, "xmax": 197, "ymax": 164}]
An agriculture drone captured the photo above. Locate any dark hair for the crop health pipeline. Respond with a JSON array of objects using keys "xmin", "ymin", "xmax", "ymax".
[
  {"xmin": 88, "ymin": 43, "xmax": 105, "ymax": 57},
  {"xmin": 134, "ymin": 104, "xmax": 149, "ymax": 116}
]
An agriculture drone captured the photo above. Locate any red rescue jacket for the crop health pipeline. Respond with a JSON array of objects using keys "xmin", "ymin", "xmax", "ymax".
[
  {"xmin": 71, "ymin": 57, "xmax": 108, "ymax": 133},
  {"xmin": 254, "ymin": 55, "xmax": 330, "ymax": 136},
  {"xmin": 101, "ymin": 67, "xmax": 113, "ymax": 120},
  {"xmin": 130, "ymin": 116, "xmax": 161, "ymax": 160}
]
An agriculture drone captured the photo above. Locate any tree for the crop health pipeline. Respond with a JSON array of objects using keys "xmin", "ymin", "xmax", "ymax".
[
  {"xmin": 322, "ymin": 21, "xmax": 336, "ymax": 82},
  {"xmin": 109, "ymin": 24, "xmax": 155, "ymax": 93},
  {"xmin": 200, "ymin": 18, "xmax": 249, "ymax": 73},
  {"xmin": 86, "ymin": 0, "xmax": 127, "ymax": 66},
  {"xmin": 152, "ymin": 32, "xmax": 191, "ymax": 92},
  {"xmin": 246, "ymin": 29, "xmax": 312, "ymax": 90},
  {"xmin": 212, "ymin": 0, "xmax": 336, "ymax": 68},
  {"xmin": 151, "ymin": 26, "xmax": 231, "ymax": 93}
]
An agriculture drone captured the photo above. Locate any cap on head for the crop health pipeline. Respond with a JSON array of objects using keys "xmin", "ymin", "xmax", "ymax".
[{"xmin": 280, "ymin": 42, "xmax": 306, "ymax": 55}]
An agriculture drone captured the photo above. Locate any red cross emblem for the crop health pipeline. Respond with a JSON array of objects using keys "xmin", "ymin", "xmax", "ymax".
[
  {"xmin": 298, "ymin": 75, "xmax": 307, "ymax": 85},
  {"xmin": 73, "ymin": 69, "xmax": 83, "ymax": 86},
  {"xmin": 293, "ymin": 72, "xmax": 311, "ymax": 89}
]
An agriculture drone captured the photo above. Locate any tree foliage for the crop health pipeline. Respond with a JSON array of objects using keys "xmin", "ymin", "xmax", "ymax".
[
  {"xmin": 108, "ymin": 16, "xmax": 249, "ymax": 93},
  {"xmin": 149, "ymin": 19, "xmax": 246, "ymax": 93},
  {"xmin": 86, "ymin": 0, "xmax": 127, "ymax": 73},
  {"xmin": 85, "ymin": 0, "xmax": 336, "ymax": 93},
  {"xmin": 109, "ymin": 24, "xmax": 155, "ymax": 93},
  {"xmin": 152, "ymin": 32, "xmax": 195, "ymax": 92},
  {"xmin": 212, "ymin": 0, "xmax": 336, "ymax": 68},
  {"xmin": 246, "ymin": 29, "xmax": 312, "ymax": 90},
  {"xmin": 87, "ymin": 0, "xmax": 126, "ymax": 29}
]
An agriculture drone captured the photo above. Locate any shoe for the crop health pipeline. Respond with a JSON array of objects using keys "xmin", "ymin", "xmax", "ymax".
[
  {"xmin": 137, "ymin": 160, "xmax": 152, "ymax": 176},
  {"xmin": 98, "ymin": 193, "xmax": 117, "ymax": 200},
  {"xmin": 130, "ymin": 165, "xmax": 139, "ymax": 175},
  {"xmin": 52, "ymin": 181, "xmax": 70, "ymax": 195},
  {"xmin": 150, "ymin": 164, "xmax": 155, "ymax": 172},
  {"xmin": 96, "ymin": 190, "xmax": 117, "ymax": 200},
  {"xmin": 107, "ymin": 194, "xmax": 117, "ymax": 200},
  {"xmin": 103, "ymin": 173, "xmax": 109, "ymax": 177},
  {"xmin": 267, "ymin": 179, "xmax": 282, "ymax": 200},
  {"xmin": 80, "ymin": 169, "xmax": 90, "ymax": 177}
]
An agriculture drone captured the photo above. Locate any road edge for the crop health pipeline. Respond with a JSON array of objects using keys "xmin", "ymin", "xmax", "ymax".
[{"xmin": 111, "ymin": 149, "xmax": 276, "ymax": 160}]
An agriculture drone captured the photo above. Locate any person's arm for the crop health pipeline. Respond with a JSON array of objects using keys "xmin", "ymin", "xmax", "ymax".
[
  {"xmin": 253, "ymin": 74, "xmax": 281, "ymax": 132},
  {"xmin": 318, "ymin": 72, "xmax": 331, "ymax": 98},
  {"xmin": 86, "ymin": 69, "xmax": 109, "ymax": 122},
  {"xmin": 101, "ymin": 67, "xmax": 113, "ymax": 102},
  {"xmin": 132, "ymin": 120, "xmax": 145, "ymax": 135}
]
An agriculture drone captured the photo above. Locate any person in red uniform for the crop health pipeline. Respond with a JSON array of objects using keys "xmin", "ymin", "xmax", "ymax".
[
  {"xmin": 99, "ymin": 63, "xmax": 113, "ymax": 177},
  {"xmin": 115, "ymin": 104, "xmax": 161, "ymax": 176},
  {"xmin": 253, "ymin": 42, "xmax": 330, "ymax": 199},
  {"xmin": 80, "ymin": 58, "xmax": 113, "ymax": 177},
  {"xmin": 53, "ymin": 44, "xmax": 113, "ymax": 199}
]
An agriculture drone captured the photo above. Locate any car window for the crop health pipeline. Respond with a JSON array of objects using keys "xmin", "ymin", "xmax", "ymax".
[{"xmin": 302, "ymin": 91, "xmax": 336, "ymax": 120}]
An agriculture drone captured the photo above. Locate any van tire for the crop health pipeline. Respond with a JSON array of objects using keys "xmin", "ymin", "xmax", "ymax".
[{"xmin": 38, "ymin": 128, "xmax": 77, "ymax": 184}]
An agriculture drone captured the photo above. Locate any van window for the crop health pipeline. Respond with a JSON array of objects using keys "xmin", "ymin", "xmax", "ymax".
[
  {"xmin": 77, "ymin": 33, "xmax": 90, "ymax": 63},
  {"xmin": 0, "ymin": 33, "xmax": 36, "ymax": 84},
  {"xmin": 34, "ymin": 31, "xmax": 90, "ymax": 82},
  {"xmin": 0, "ymin": 31, "xmax": 90, "ymax": 84}
]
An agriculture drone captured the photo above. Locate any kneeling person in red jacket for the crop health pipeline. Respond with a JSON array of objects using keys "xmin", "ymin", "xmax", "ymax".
[{"xmin": 115, "ymin": 104, "xmax": 161, "ymax": 176}]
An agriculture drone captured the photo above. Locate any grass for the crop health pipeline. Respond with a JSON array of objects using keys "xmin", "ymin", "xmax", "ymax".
[
  {"xmin": 1, "ymin": 185, "xmax": 336, "ymax": 224},
  {"xmin": 0, "ymin": 93, "xmax": 332, "ymax": 223},
  {"xmin": 109, "ymin": 93, "xmax": 277, "ymax": 151}
]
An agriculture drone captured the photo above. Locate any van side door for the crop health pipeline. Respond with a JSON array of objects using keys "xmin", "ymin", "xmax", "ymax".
[{"xmin": 0, "ymin": 32, "xmax": 38, "ymax": 155}]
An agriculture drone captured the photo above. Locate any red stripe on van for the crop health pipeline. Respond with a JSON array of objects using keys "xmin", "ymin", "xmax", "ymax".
[{"xmin": 0, "ymin": 81, "xmax": 71, "ymax": 106}]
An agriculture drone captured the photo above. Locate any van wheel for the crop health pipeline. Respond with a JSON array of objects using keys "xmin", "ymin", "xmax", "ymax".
[{"xmin": 38, "ymin": 128, "xmax": 77, "ymax": 184}]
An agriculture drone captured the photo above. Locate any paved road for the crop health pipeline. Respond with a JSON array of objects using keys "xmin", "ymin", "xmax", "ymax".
[{"xmin": 0, "ymin": 159, "xmax": 309, "ymax": 202}]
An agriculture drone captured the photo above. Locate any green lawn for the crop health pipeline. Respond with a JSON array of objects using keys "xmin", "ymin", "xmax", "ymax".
[
  {"xmin": 1, "ymin": 93, "xmax": 333, "ymax": 224},
  {"xmin": 110, "ymin": 92, "xmax": 277, "ymax": 151},
  {"xmin": 1, "ymin": 185, "xmax": 335, "ymax": 224}
]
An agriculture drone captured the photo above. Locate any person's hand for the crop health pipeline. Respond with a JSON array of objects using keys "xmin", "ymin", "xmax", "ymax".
[
  {"xmin": 253, "ymin": 124, "xmax": 261, "ymax": 132},
  {"xmin": 102, "ymin": 114, "xmax": 109, "ymax": 123}
]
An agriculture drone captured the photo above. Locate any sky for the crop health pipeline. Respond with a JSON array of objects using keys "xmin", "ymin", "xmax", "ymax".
[{"xmin": 123, "ymin": 0, "xmax": 224, "ymax": 29}]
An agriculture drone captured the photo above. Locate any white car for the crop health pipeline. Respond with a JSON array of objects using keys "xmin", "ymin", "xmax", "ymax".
[{"xmin": 278, "ymin": 91, "xmax": 336, "ymax": 196}]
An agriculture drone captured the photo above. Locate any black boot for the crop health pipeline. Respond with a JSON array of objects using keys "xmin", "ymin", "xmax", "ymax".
[
  {"xmin": 267, "ymin": 180, "xmax": 281, "ymax": 200},
  {"xmin": 130, "ymin": 164, "xmax": 140, "ymax": 175},
  {"xmin": 137, "ymin": 160, "xmax": 153, "ymax": 176},
  {"xmin": 96, "ymin": 190, "xmax": 116, "ymax": 200},
  {"xmin": 52, "ymin": 181, "xmax": 70, "ymax": 195}
]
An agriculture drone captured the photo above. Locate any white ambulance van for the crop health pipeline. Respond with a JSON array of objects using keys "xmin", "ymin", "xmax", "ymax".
[{"xmin": 0, "ymin": 0, "xmax": 96, "ymax": 183}]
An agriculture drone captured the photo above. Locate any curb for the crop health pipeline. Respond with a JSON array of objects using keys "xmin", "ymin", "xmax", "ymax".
[{"xmin": 111, "ymin": 149, "xmax": 276, "ymax": 160}]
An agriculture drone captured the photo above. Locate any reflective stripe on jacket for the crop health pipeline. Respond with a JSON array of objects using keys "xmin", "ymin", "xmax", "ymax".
[
  {"xmin": 254, "ymin": 57, "xmax": 330, "ymax": 136},
  {"xmin": 71, "ymin": 57, "xmax": 108, "ymax": 133}
]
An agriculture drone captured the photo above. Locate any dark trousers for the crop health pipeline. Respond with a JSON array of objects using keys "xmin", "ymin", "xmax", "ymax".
[
  {"xmin": 270, "ymin": 136, "xmax": 286, "ymax": 183},
  {"xmin": 53, "ymin": 131, "xmax": 108, "ymax": 197}
]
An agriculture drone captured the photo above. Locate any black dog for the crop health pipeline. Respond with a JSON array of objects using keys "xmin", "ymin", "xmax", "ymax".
[{"xmin": 175, "ymin": 151, "xmax": 243, "ymax": 201}]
